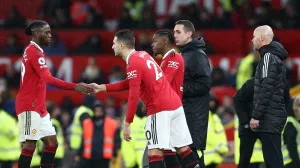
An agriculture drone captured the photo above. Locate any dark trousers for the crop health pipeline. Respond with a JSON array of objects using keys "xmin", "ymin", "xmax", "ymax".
[
  {"xmin": 260, "ymin": 133, "xmax": 283, "ymax": 168},
  {"xmin": 238, "ymin": 129, "xmax": 260, "ymax": 168},
  {"xmin": 238, "ymin": 130, "xmax": 282, "ymax": 168},
  {"xmin": 0, "ymin": 161, "xmax": 13, "ymax": 168},
  {"xmin": 191, "ymin": 148, "xmax": 205, "ymax": 168}
]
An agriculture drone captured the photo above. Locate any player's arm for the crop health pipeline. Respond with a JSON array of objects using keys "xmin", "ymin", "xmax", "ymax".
[
  {"xmin": 160, "ymin": 59, "xmax": 178, "ymax": 84},
  {"xmin": 30, "ymin": 50, "xmax": 92, "ymax": 93},
  {"xmin": 125, "ymin": 66, "xmax": 142, "ymax": 124},
  {"xmin": 105, "ymin": 79, "xmax": 129, "ymax": 92}
]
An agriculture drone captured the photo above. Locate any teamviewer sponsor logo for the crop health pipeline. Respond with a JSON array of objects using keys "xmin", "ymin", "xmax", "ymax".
[
  {"xmin": 167, "ymin": 61, "xmax": 179, "ymax": 69},
  {"xmin": 127, "ymin": 70, "xmax": 137, "ymax": 79}
]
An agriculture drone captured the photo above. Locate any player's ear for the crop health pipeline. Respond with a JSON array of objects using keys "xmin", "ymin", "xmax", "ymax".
[
  {"xmin": 187, "ymin": 31, "xmax": 192, "ymax": 38},
  {"xmin": 162, "ymin": 38, "xmax": 167, "ymax": 46},
  {"xmin": 119, "ymin": 42, "xmax": 123, "ymax": 49}
]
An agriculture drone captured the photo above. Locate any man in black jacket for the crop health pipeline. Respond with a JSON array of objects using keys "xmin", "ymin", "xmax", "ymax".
[
  {"xmin": 250, "ymin": 25, "xmax": 288, "ymax": 168},
  {"xmin": 234, "ymin": 77, "xmax": 290, "ymax": 168},
  {"xmin": 174, "ymin": 20, "xmax": 212, "ymax": 167}
]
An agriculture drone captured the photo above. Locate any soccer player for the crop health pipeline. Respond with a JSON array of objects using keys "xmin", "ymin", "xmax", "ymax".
[
  {"xmin": 16, "ymin": 20, "xmax": 94, "ymax": 168},
  {"xmin": 89, "ymin": 29, "xmax": 199, "ymax": 168},
  {"xmin": 152, "ymin": 29, "xmax": 185, "ymax": 167}
]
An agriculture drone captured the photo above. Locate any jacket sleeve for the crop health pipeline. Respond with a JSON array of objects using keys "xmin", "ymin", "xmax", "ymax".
[
  {"xmin": 252, "ymin": 55, "xmax": 277, "ymax": 120},
  {"xmin": 233, "ymin": 79, "xmax": 253, "ymax": 125},
  {"xmin": 283, "ymin": 123, "xmax": 300, "ymax": 166},
  {"xmin": 183, "ymin": 52, "xmax": 211, "ymax": 97}
]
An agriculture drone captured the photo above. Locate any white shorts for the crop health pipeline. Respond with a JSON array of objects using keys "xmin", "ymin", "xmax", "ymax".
[
  {"xmin": 145, "ymin": 106, "xmax": 193, "ymax": 149},
  {"xmin": 18, "ymin": 111, "xmax": 56, "ymax": 142}
]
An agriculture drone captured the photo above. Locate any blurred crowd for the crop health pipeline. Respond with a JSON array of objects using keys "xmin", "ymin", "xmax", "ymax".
[{"xmin": 0, "ymin": 0, "xmax": 300, "ymax": 30}]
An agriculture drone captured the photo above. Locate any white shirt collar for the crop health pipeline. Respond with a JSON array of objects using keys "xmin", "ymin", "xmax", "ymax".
[
  {"xmin": 30, "ymin": 41, "xmax": 43, "ymax": 53},
  {"xmin": 162, "ymin": 49, "xmax": 175, "ymax": 60},
  {"xmin": 126, "ymin": 50, "xmax": 136, "ymax": 64}
]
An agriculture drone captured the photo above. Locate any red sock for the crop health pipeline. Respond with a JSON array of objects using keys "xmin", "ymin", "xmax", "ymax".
[
  {"xmin": 149, "ymin": 155, "xmax": 164, "ymax": 168},
  {"xmin": 18, "ymin": 148, "xmax": 35, "ymax": 168},
  {"xmin": 163, "ymin": 150, "xmax": 181, "ymax": 168},
  {"xmin": 179, "ymin": 148, "xmax": 198, "ymax": 168},
  {"xmin": 41, "ymin": 145, "xmax": 58, "ymax": 168}
]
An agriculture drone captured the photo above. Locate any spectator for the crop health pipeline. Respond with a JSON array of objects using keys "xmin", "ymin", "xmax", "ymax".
[
  {"xmin": 44, "ymin": 33, "xmax": 67, "ymax": 55},
  {"xmin": 42, "ymin": 0, "xmax": 71, "ymax": 18},
  {"xmin": 3, "ymin": 7, "xmax": 26, "ymax": 28},
  {"xmin": 212, "ymin": 7, "xmax": 232, "ymax": 29},
  {"xmin": 197, "ymin": 8, "xmax": 212, "ymax": 29},
  {"xmin": 124, "ymin": 0, "xmax": 144, "ymax": 22},
  {"xmin": 80, "ymin": 7, "xmax": 105, "ymax": 29},
  {"xmin": 1, "ymin": 34, "xmax": 24, "ymax": 55},
  {"xmin": 51, "ymin": 8, "xmax": 71, "ymax": 28},
  {"xmin": 3, "ymin": 63, "xmax": 20, "ymax": 89},
  {"xmin": 211, "ymin": 68, "xmax": 226, "ymax": 87},
  {"xmin": 79, "ymin": 57, "xmax": 105, "ymax": 84},
  {"xmin": 70, "ymin": 0, "xmax": 91, "ymax": 26},
  {"xmin": 138, "ymin": 7, "xmax": 156, "ymax": 29},
  {"xmin": 136, "ymin": 32, "xmax": 152, "ymax": 55},
  {"xmin": 75, "ymin": 34, "xmax": 104, "ymax": 54},
  {"xmin": 105, "ymin": 96, "xmax": 120, "ymax": 118},
  {"xmin": 108, "ymin": 65, "xmax": 126, "ymax": 84},
  {"xmin": 117, "ymin": 8, "xmax": 137, "ymax": 29},
  {"xmin": 280, "ymin": 2, "xmax": 300, "ymax": 29}
]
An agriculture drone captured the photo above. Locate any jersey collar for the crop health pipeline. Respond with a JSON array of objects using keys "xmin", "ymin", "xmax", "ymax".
[
  {"xmin": 30, "ymin": 41, "xmax": 44, "ymax": 53},
  {"xmin": 162, "ymin": 49, "xmax": 175, "ymax": 60},
  {"xmin": 126, "ymin": 50, "xmax": 136, "ymax": 64}
]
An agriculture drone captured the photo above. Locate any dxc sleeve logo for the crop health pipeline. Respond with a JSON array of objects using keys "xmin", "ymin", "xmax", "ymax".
[
  {"xmin": 167, "ymin": 61, "xmax": 179, "ymax": 69},
  {"xmin": 127, "ymin": 70, "xmax": 137, "ymax": 79}
]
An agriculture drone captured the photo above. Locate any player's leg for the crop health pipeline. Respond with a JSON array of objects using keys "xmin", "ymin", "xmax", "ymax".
[
  {"xmin": 145, "ymin": 113, "xmax": 170, "ymax": 168},
  {"xmin": 18, "ymin": 111, "xmax": 41, "ymax": 168},
  {"xmin": 40, "ymin": 114, "xmax": 58, "ymax": 168},
  {"xmin": 163, "ymin": 148, "xmax": 181, "ymax": 168},
  {"xmin": 148, "ymin": 148, "xmax": 164, "ymax": 168},
  {"xmin": 170, "ymin": 107, "xmax": 199, "ymax": 168}
]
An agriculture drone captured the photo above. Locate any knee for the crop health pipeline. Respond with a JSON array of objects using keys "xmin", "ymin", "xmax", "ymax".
[
  {"xmin": 148, "ymin": 148, "xmax": 163, "ymax": 156},
  {"xmin": 175, "ymin": 146, "xmax": 190, "ymax": 154},
  {"xmin": 43, "ymin": 135, "xmax": 58, "ymax": 146},
  {"xmin": 23, "ymin": 140, "xmax": 37, "ymax": 149}
]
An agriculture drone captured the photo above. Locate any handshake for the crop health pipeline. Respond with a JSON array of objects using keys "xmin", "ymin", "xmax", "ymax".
[{"xmin": 75, "ymin": 83, "xmax": 107, "ymax": 95}]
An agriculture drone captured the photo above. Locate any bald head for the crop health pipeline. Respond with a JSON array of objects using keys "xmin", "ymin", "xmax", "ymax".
[
  {"xmin": 252, "ymin": 25, "xmax": 274, "ymax": 50},
  {"xmin": 255, "ymin": 25, "xmax": 274, "ymax": 39}
]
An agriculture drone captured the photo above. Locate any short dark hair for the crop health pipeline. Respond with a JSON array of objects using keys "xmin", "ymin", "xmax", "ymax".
[
  {"xmin": 114, "ymin": 29, "xmax": 135, "ymax": 49},
  {"xmin": 24, "ymin": 20, "xmax": 49, "ymax": 36},
  {"xmin": 175, "ymin": 20, "xmax": 195, "ymax": 36},
  {"xmin": 155, "ymin": 29, "xmax": 175, "ymax": 44}
]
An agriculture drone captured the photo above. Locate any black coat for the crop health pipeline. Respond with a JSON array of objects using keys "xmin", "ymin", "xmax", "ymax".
[
  {"xmin": 179, "ymin": 38, "xmax": 212, "ymax": 149},
  {"xmin": 253, "ymin": 41, "xmax": 288, "ymax": 134},
  {"xmin": 233, "ymin": 77, "xmax": 289, "ymax": 136}
]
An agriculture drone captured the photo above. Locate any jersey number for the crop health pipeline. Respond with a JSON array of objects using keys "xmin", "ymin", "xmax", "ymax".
[
  {"xmin": 146, "ymin": 60, "xmax": 162, "ymax": 80},
  {"xmin": 21, "ymin": 62, "xmax": 25, "ymax": 83}
]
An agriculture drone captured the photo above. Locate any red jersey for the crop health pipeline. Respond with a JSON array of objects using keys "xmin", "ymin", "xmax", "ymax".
[
  {"xmin": 16, "ymin": 41, "xmax": 76, "ymax": 116},
  {"xmin": 160, "ymin": 49, "xmax": 184, "ymax": 100},
  {"xmin": 105, "ymin": 51, "xmax": 182, "ymax": 123}
]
